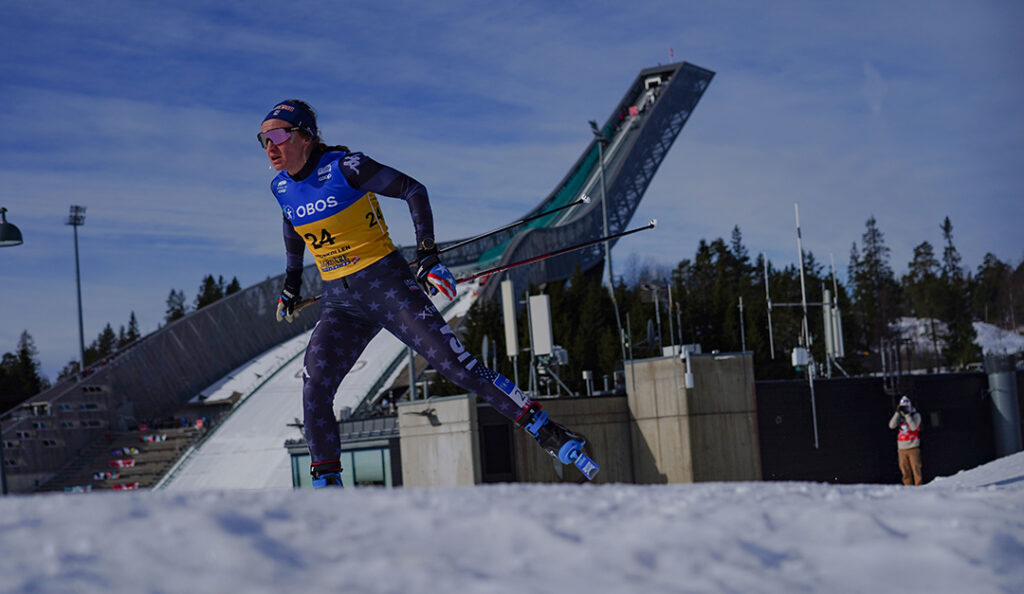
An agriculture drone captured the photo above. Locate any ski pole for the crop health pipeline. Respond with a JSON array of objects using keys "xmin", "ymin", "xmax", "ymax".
[
  {"xmin": 455, "ymin": 219, "xmax": 658, "ymax": 284},
  {"xmin": 435, "ymin": 195, "xmax": 590, "ymax": 256}
]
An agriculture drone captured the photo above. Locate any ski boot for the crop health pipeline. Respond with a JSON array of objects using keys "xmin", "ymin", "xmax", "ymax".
[
  {"xmin": 310, "ymin": 460, "xmax": 344, "ymax": 489},
  {"xmin": 517, "ymin": 403, "xmax": 600, "ymax": 480}
]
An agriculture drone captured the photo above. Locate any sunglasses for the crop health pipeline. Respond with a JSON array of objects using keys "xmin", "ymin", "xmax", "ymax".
[{"xmin": 257, "ymin": 126, "xmax": 300, "ymax": 148}]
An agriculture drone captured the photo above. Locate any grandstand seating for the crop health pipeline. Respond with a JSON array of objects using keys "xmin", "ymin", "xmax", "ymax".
[{"xmin": 38, "ymin": 425, "xmax": 202, "ymax": 492}]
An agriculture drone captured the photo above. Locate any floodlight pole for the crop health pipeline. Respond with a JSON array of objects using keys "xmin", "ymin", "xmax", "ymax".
[
  {"xmin": 590, "ymin": 120, "xmax": 628, "ymax": 367},
  {"xmin": 66, "ymin": 205, "xmax": 87, "ymax": 374}
]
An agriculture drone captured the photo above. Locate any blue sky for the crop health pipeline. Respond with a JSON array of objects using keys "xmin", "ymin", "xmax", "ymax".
[{"xmin": 1, "ymin": 0, "xmax": 1021, "ymax": 381}]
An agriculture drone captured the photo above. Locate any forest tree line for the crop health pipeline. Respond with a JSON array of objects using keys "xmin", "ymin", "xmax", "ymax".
[
  {"xmin": 3, "ymin": 216, "xmax": 1022, "ymax": 410},
  {"xmin": 430, "ymin": 216, "xmax": 1022, "ymax": 396}
]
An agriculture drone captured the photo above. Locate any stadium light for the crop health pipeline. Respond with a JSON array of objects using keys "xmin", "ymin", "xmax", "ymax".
[{"xmin": 0, "ymin": 207, "xmax": 24, "ymax": 247}]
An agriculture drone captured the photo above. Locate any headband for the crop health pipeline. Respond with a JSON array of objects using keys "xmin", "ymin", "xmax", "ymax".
[{"xmin": 263, "ymin": 100, "xmax": 318, "ymax": 139}]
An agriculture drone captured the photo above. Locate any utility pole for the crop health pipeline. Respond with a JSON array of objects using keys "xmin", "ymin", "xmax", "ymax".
[
  {"xmin": 795, "ymin": 203, "xmax": 819, "ymax": 449},
  {"xmin": 738, "ymin": 296, "xmax": 746, "ymax": 352}
]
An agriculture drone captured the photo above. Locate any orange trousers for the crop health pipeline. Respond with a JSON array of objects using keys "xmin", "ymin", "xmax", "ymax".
[{"xmin": 898, "ymin": 447, "xmax": 923, "ymax": 486}]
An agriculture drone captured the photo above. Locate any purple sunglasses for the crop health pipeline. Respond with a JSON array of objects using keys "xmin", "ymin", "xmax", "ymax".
[{"xmin": 257, "ymin": 126, "xmax": 300, "ymax": 148}]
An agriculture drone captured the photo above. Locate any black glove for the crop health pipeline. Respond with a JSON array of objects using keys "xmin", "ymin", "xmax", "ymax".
[
  {"xmin": 416, "ymin": 243, "xmax": 458, "ymax": 300},
  {"xmin": 276, "ymin": 270, "xmax": 302, "ymax": 323},
  {"xmin": 415, "ymin": 246, "xmax": 440, "ymax": 293}
]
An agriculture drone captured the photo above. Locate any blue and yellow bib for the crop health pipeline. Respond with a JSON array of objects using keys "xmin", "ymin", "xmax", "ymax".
[{"xmin": 272, "ymin": 151, "xmax": 396, "ymax": 279}]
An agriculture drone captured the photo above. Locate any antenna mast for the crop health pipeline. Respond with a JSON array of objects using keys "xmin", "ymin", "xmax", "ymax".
[{"xmin": 795, "ymin": 203, "xmax": 820, "ymax": 449}]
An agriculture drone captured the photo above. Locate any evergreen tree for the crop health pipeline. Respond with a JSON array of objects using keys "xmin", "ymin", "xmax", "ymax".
[
  {"xmin": 225, "ymin": 276, "xmax": 242, "ymax": 295},
  {"xmin": 0, "ymin": 331, "xmax": 50, "ymax": 412},
  {"xmin": 84, "ymin": 323, "xmax": 118, "ymax": 366},
  {"xmin": 195, "ymin": 274, "xmax": 225, "ymax": 309},
  {"xmin": 972, "ymin": 253, "xmax": 1010, "ymax": 326},
  {"xmin": 902, "ymin": 241, "xmax": 944, "ymax": 368},
  {"xmin": 847, "ymin": 216, "xmax": 900, "ymax": 352},
  {"xmin": 677, "ymin": 239, "xmax": 719, "ymax": 350},
  {"xmin": 0, "ymin": 353, "xmax": 24, "ymax": 412},
  {"xmin": 563, "ymin": 266, "xmax": 620, "ymax": 389},
  {"xmin": 730, "ymin": 225, "xmax": 749, "ymax": 267},
  {"xmin": 939, "ymin": 217, "xmax": 981, "ymax": 367},
  {"xmin": 56, "ymin": 360, "xmax": 81, "ymax": 382},
  {"xmin": 166, "ymin": 289, "xmax": 187, "ymax": 322},
  {"xmin": 117, "ymin": 311, "xmax": 141, "ymax": 349}
]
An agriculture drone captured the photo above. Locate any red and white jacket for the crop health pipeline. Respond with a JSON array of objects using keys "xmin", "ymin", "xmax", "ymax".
[{"xmin": 889, "ymin": 410, "xmax": 922, "ymax": 449}]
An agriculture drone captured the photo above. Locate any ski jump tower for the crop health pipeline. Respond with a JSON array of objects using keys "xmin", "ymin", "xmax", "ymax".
[{"xmin": 404, "ymin": 61, "xmax": 714, "ymax": 296}]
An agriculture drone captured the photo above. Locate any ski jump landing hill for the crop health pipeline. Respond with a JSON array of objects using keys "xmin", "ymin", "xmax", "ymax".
[{"xmin": 2, "ymin": 62, "xmax": 713, "ymax": 493}]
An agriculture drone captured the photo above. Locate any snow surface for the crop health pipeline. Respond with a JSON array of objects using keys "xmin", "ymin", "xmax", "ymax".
[
  {"xmin": 2, "ymin": 452, "xmax": 1023, "ymax": 593},
  {"xmin": 893, "ymin": 317, "xmax": 1024, "ymax": 358},
  {"xmin": 973, "ymin": 322, "xmax": 1024, "ymax": 356}
]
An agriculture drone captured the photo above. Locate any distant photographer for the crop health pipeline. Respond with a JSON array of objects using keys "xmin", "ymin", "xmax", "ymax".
[{"xmin": 888, "ymin": 395, "xmax": 923, "ymax": 485}]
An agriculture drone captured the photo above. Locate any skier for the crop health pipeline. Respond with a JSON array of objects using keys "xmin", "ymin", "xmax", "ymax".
[
  {"xmin": 888, "ymin": 395, "xmax": 923, "ymax": 485},
  {"xmin": 259, "ymin": 99, "xmax": 594, "ymax": 487}
]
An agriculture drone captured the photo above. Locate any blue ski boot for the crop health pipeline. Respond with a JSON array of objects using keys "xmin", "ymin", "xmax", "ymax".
[
  {"xmin": 517, "ymin": 404, "xmax": 600, "ymax": 480},
  {"xmin": 310, "ymin": 460, "xmax": 344, "ymax": 489}
]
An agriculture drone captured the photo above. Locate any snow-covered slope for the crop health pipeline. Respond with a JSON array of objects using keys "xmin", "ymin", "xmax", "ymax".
[
  {"xmin": 160, "ymin": 284, "xmax": 481, "ymax": 491},
  {"xmin": 974, "ymin": 321, "xmax": 1024, "ymax": 355},
  {"xmin": 2, "ymin": 452, "xmax": 1022, "ymax": 593},
  {"xmin": 893, "ymin": 317, "xmax": 1024, "ymax": 356}
]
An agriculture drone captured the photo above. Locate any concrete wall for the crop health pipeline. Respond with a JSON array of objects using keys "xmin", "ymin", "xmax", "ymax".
[
  {"xmin": 625, "ymin": 353, "xmax": 761, "ymax": 484},
  {"xmin": 397, "ymin": 395, "xmax": 481, "ymax": 487},
  {"xmin": 396, "ymin": 351, "xmax": 759, "ymax": 487},
  {"xmin": 513, "ymin": 395, "xmax": 633, "ymax": 484}
]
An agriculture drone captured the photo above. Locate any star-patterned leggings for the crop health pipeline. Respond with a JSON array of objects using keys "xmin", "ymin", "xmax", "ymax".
[{"xmin": 302, "ymin": 250, "xmax": 534, "ymax": 464}]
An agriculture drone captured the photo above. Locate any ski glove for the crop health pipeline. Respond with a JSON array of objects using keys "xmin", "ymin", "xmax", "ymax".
[
  {"xmin": 276, "ymin": 270, "xmax": 302, "ymax": 323},
  {"xmin": 416, "ymin": 248, "xmax": 457, "ymax": 301}
]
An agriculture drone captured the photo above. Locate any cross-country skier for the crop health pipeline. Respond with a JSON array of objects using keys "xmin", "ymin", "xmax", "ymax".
[{"xmin": 259, "ymin": 99, "xmax": 591, "ymax": 487}]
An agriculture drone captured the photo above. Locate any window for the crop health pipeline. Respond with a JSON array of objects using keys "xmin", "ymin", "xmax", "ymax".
[
  {"xmin": 290, "ymin": 446, "xmax": 393, "ymax": 488},
  {"xmin": 23, "ymin": 402, "xmax": 52, "ymax": 417},
  {"xmin": 42, "ymin": 439, "xmax": 59, "ymax": 447},
  {"xmin": 61, "ymin": 421, "xmax": 76, "ymax": 429},
  {"xmin": 78, "ymin": 403, "xmax": 100, "ymax": 410},
  {"xmin": 351, "ymin": 449, "xmax": 388, "ymax": 486}
]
